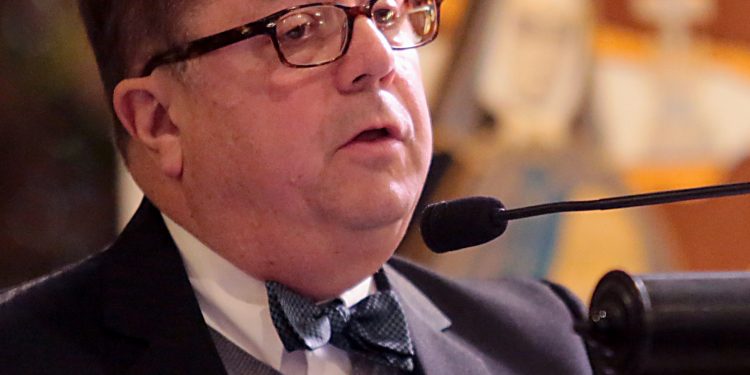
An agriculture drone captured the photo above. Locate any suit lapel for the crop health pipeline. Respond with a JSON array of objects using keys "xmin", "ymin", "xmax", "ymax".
[
  {"xmin": 98, "ymin": 199, "xmax": 227, "ymax": 375},
  {"xmin": 385, "ymin": 265, "xmax": 491, "ymax": 375}
]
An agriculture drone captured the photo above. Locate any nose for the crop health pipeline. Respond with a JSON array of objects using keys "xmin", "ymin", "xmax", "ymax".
[{"xmin": 334, "ymin": 16, "xmax": 396, "ymax": 93}]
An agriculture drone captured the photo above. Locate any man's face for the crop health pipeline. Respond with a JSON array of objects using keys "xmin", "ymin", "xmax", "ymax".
[{"xmin": 164, "ymin": 0, "xmax": 432, "ymax": 288}]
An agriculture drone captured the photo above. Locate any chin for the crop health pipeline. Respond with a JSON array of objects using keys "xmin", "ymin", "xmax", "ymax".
[
  {"xmin": 329, "ymin": 189, "xmax": 416, "ymax": 232},
  {"xmin": 311, "ymin": 166, "xmax": 426, "ymax": 232}
]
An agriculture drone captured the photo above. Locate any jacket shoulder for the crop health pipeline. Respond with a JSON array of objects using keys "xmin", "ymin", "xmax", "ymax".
[
  {"xmin": 0, "ymin": 251, "xmax": 118, "ymax": 373},
  {"xmin": 0, "ymin": 251, "xmax": 103, "ymax": 314},
  {"xmin": 389, "ymin": 256, "xmax": 592, "ymax": 375},
  {"xmin": 389, "ymin": 256, "xmax": 586, "ymax": 317}
]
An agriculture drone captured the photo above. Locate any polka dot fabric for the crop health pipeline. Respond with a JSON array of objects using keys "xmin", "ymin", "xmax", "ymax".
[{"xmin": 266, "ymin": 271, "xmax": 415, "ymax": 371}]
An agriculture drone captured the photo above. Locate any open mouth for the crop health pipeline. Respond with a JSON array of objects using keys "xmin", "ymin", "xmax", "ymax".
[{"xmin": 351, "ymin": 128, "xmax": 392, "ymax": 143}]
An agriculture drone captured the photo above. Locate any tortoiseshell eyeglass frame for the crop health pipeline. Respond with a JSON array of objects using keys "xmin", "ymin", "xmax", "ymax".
[{"xmin": 139, "ymin": 0, "xmax": 443, "ymax": 77}]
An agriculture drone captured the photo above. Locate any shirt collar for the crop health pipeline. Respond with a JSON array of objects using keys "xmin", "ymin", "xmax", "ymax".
[
  {"xmin": 162, "ymin": 214, "xmax": 375, "ymax": 305},
  {"xmin": 161, "ymin": 214, "xmax": 375, "ymax": 370}
]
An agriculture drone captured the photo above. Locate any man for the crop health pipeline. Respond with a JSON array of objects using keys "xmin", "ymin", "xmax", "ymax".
[{"xmin": 0, "ymin": 1, "xmax": 592, "ymax": 374}]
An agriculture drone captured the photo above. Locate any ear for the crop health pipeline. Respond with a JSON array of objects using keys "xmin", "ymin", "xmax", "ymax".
[{"xmin": 113, "ymin": 77, "xmax": 183, "ymax": 179}]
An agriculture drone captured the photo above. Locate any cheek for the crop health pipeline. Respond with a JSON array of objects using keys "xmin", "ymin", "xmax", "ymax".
[
  {"xmin": 395, "ymin": 51, "xmax": 430, "ymax": 118},
  {"xmin": 395, "ymin": 50, "xmax": 426, "ymax": 93},
  {"xmin": 395, "ymin": 52, "xmax": 433, "ymax": 167},
  {"xmin": 218, "ymin": 111, "xmax": 327, "ymax": 197},
  {"xmin": 192, "ymin": 99, "xmax": 327, "ymax": 175},
  {"xmin": 182, "ymin": 125, "xmax": 325, "ymax": 218}
]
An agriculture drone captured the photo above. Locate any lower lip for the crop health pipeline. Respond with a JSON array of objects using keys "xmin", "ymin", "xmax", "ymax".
[{"xmin": 339, "ymin": 137, "xmax": 404, "ymax": 161}]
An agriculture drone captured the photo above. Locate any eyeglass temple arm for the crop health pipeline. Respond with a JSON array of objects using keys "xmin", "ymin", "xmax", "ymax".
[{"xmin": 140, "ymin": 22, "xmax": 268, "ymax": 77}]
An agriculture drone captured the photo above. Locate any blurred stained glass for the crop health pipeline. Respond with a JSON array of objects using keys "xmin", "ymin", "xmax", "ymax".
[{"xmin": 0, "ymin": 0, "xmax": 114, "ymax": 288}]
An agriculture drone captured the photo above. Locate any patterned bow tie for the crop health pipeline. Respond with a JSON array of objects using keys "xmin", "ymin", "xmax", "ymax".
[{"xmin": 266, "ymin": 270, "xmax": 415, "ymax": 372}]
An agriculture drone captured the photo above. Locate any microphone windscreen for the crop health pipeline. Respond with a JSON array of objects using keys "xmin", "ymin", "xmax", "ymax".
[{"xmin": 420, "ymin": 196, "xmax": 508, "ymax": 253}]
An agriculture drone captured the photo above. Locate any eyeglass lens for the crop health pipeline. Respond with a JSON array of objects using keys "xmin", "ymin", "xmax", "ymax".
[{"xmin": 275, "ymin": 0, "xmax": 438, "ymax": 66}]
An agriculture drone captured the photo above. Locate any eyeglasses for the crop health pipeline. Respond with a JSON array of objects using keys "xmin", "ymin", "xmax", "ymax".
[{"xmin": 140, "ymin": 0, "xmax": 443, "ymax": 77}]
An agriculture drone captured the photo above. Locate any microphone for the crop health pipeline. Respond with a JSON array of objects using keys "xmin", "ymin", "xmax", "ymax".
[
  {"xmin": 420, "ymin": 182, "xmax": 750, "ymax": 253},
  {"xmin": 582, "ymin": 270, "xmax": 750, "ymax": 375}
]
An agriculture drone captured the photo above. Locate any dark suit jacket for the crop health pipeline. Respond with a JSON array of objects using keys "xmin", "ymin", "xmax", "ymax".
[{"xmin": 0, "ymin": 199, "xmax": 592, "ymax": 374}]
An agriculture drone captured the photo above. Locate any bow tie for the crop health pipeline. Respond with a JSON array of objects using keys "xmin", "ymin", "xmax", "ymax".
[{"xmin": 266, "ymin": 270, "xmax": 415, "ymax": 372}]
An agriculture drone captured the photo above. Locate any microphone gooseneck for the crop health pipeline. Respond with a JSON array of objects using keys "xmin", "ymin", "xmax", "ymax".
[{"xmin": 420, "ymin": 182, "xmax": 750, "ymax": 253}]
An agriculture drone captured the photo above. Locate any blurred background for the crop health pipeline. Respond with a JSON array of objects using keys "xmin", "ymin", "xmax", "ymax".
[{"xmin": 2, "ymin": 0, "xmax": 750, "ymax": 301}]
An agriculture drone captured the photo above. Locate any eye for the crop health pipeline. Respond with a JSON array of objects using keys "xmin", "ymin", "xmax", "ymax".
[
  {"xmin": 372, "ymin": 6, "xmax": 400, "ymax": 28},
  {"xmin": 278, "ymin": 12, "xmax": 317, "ymax": 43}
]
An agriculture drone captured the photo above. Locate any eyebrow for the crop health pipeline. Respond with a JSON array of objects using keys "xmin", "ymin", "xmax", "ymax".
[{"xmin": 253, "ymin": 0, "xmax": 303, "ymax": 18}]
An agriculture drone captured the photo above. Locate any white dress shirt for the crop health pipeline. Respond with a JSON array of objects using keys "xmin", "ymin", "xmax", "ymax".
[{"xmin": 163, "ymin": 215, "xmax": 374, "ymax": 375}]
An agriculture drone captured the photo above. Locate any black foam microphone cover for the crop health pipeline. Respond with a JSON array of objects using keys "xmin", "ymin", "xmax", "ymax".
[{"xmin": 420, "ymin": 196, "xmax": 508, "ymax": 253}]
